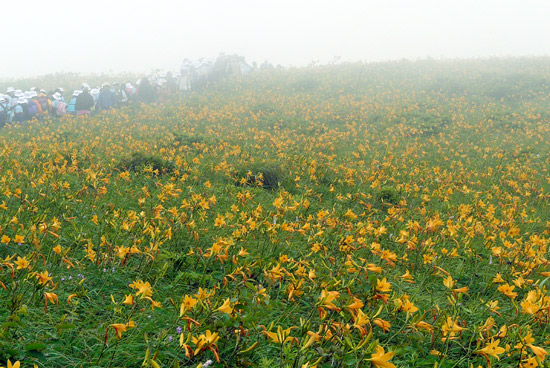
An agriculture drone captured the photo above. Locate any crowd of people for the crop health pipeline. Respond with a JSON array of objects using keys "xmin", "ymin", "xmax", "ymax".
[
  {"xmin": 0, "ymin": 74, "xmax": 180, "ymax": 126},
  {"xmin": 0, "ymin": 54, "xmax": 272, "ymax": 127}
]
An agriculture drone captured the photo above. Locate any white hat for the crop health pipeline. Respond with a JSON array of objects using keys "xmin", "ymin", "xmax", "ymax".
[
  {"xmin": 24, "ymin": 91, "xmax": 32, "ymax": 99},
  {"xmin": 73, "ymin": 90, "xmax": 81, "ymax": 96},
  {"xmin": 15, "ymin": 90, "xmax": 23, "ymax": 97},
  {"xmin": 0, "ymin": 96, "xmax": 5, "ymax": 102},
  {"xmin": 31, "ymin": 91, "xmax": 38, "ymax": 97},
  {"xmin": 102, "ymin": 82, "xmax": 110, "ymax": 88},
  {"xmin": 52, "ymin": 92, "xmax": 62, "ymax": 100},
  {"xmin": 58, "ymin": 87, "xmax": 64, "ymax": 92},
  {"xmin": 91, "ymin": 88, "xmax": 99, "ymax": 95},
  {"xmin": 6, "ymin": 87, "xmax": 15, "ymax": 93},
  {"xmin": 125, "ymin": 83, "xmax": 133, "ymax": 89},
  {"xmin": 18, "ymin": 98, "xmax": 28, "ymax": 104},
  {"xmin": 82, "ymin": 83, "xmax": 90, "ymax": 89}
]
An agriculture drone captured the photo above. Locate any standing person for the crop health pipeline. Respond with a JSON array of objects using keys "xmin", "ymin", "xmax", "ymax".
[
  {"xmin": 30, "ymin": 91, "xmax": 44, "ymax": 119},
  {"xmin": 90, "ymin": 88, "xmax": 100, "ymax": 106},
  {"xmin": 125, "ymin": 82, "xmax": 135, "ymax": 101},
  {"xmin": 166, "ymin": 72, "xmax": 177, "ymax": 95},
  {"xmin": 75, "ymin": 86, "xmax": 95, "ymax": 116},
  {"xmin": 97, "ymin": 83, "xmax": 115, "ymax": 111},
  {"xmin": 55, "ymin": 88, "xmax": 66, "ymax": 103},
  {"xmin": 67, "ymin": 90, "xmax": 80, "ymax": 115},
  {"xmin": 5, "ymin": 88, "xmax": 16, "ymax": 122},
  {"xmin": 25, "ymin": 92, "xmax": 39, "ymax": 120},
  {"xmin": 113, "ymin": 83, "xmax": 128, "ymax": 106},
  {"xmin": 0, "ymin": 95, "xmax": 7, "ymax": 127},
  {"xmin": 14, "ymin": 98, "xmax": 27, "ymax": 122},
  {"xmin": 37, "ymin": 90, "xmax": 51, "ymax": 117},
  {"xmin": 51, "ymin": 93, "xmax": 66, "ymax": 117},
  {"xmin": 138, "ymin": 77, "xmax": 156, "ymax": 103}
]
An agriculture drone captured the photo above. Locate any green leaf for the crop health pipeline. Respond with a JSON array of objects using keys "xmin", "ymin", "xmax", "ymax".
[{"xmin": 26, "ymin": 342, "xmax": 46, "ymax": 351}]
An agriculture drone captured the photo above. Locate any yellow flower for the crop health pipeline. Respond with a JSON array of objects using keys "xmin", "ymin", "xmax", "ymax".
[
  {"xmin": 443, "ymin": 275, "xmax": 456, "ymax": 289},
  {"xmin": 497, "ymin": 283, "xmax": 517, "ymax": 299},
  {"xmin": 14, "ymin": 235, "xmax": 24, "ymax": 244},
  {"xmin": 35, "ymin": 270, "xmax": 53, "ymax": 286},
  {"xmin": 369, "ymin": 345, "xmax": 395, "ymax": 368},
  {"xmin": 521, "ymin": 356, "xmax": 539, "ymax": 368},
  {"xmin": 15, "ymin": 256, "xmax": 29, "ymax": 270},
  {"xmin": 216, "ymin": 298, "xmax": 233, "ymax": 315},
  {"xmin": 527, "ymin": 344, "xmax": 548, "ymax": 361},
  {"xmin": 0, "ymin": 359, "xmax": 20, "ymax": 368},
  {"xmin": 373, "ymin": 318, "xmax": 391, "ymax": 332},
  {"xmin": 129, "ymin": 280, "xmax": 153, "ymax": 298},
  {"xmin": 318, "ymin": 289, "xmax": 340, "ymax": 311},
  {"xmin": 441, "ymin": 317, "xmax": 465, "ymax": 338},
  {"xmin": 192, "ymin": 330, "xmax": 220, "ymax": 353},
  {"xmin": 476, "ymin": 339, "xmax": 505, "ymax": 360},
  {"xmin": 1, "ymin": 235, "xmax": 10, "ymax": 244},
  {"xmin": 110, "ymin": 320, "xmax": 135, "ymax": 340},
  {"xmin": 122, "ymin": 294, "xmax": 134, "ymax": 305},
  {"xmin": 263, "ymin": 325, "xmax": 295, "ymax": 344},
  {"xmin": 180, "ymin": 295, "xmax": 198, "ymax": 316},
  {"xmin": 376, "ymin": 278, "xmax": 392, "ymax": 293}
]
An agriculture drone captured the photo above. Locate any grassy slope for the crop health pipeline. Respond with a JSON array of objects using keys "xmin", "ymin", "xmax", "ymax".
[{"xmin": 0, "ymin": 58, "xmax": 550, "ymax": 367}]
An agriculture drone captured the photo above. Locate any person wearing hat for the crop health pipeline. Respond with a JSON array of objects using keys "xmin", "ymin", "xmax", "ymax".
[
  {"xmin": 51, "ymin": 92, "xmax": 66, "ymax": 117},
  {"xmin": 75, "ymin": 86, "xmax": 95, "ymax": 116},
  {"xmin": 97, "ymin": 83, "xmax": 115, "ymax": 110},
  {"xmin": 30, "ymin": 92, "xmax": 44, "ymax": 119},
  {"xmin": 90, "ymin": 88, "xmax": 100, "ymax": 105},
  {"xmin": 25, "ymin": 92, "xmax": 39, "ymax": 120},
  {"xmin": 37, "ymin": 90, "xmax": 51, "ymax": 117},
  {"xmin": 5, "ymin": 88, "xmax": 16, "ymax": 123},
  {"xmin": 55, "ymin": 88, "xmax": 66, "ymax": 103},
  {"xmin": 14, "ymin": 98, "xmax": 27, "ymax": 123},
  {"xmin": 0, "ymin": 95, "xmax": 7, "ymax": 127},
  {"xmin": 113, "ymin": 82, "xmax": 128, "ymax": 106},
  {"xmin": 66, "ymin": 90, "xmax": 81, "ymax": 115}
]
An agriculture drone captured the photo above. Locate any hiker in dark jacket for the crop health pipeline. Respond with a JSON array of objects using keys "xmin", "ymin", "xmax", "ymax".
[
  {"xmin": 137, "ymin": 78, "xmax": 156, "ymax": 104},
  {"xmin": 75, "ymin": 87, "xmax": 95, "ymax": 116}
]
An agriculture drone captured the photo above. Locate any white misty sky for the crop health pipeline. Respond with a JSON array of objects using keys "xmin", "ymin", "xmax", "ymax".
[{"xmin": 1, "ymin": 0, "xmax": 549, "ymax": 78}]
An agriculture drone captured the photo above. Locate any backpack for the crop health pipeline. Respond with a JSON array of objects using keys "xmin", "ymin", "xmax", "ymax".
[
  {"xmin": 56, "ymin": 100, "xmax": 66, "ymax": 116},
  {"xmin": 38, "ymin": 97, "xmax": 49, "ymax": 113},
  {"xmin": 27, "ymin": 101, "xmax": 38, "ymax": 117}
]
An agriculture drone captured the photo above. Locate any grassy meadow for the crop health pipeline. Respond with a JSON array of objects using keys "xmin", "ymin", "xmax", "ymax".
[{"xmin": 1, "ymin": 58, "xmax": 550, "ymax": 368}]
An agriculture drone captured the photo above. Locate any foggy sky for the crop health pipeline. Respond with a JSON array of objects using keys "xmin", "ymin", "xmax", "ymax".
[{"xmin": 2, "ymin": 0, "xmax": 549, "ymax": 78}]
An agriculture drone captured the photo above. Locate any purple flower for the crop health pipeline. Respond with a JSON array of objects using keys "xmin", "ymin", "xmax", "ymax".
[
  {"xmin": 176, "ymin": 326, "xmax": 183, "ymax": 334},
  {"xmin": 168, "ymin": 336, "xmax": 173, "ymax": 342}
]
